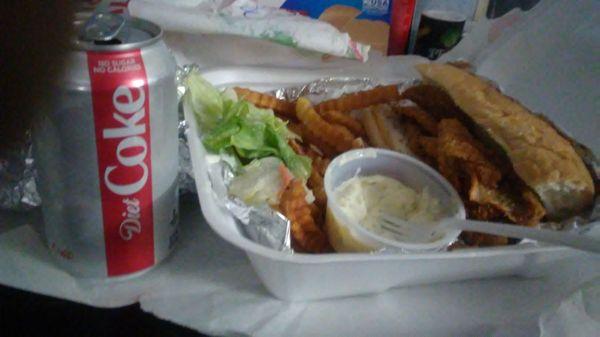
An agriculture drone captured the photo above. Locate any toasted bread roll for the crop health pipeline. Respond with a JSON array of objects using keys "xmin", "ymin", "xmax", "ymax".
[{"xmin": 416, "ymin": 63, "xmax": 594, "ymax": 218}]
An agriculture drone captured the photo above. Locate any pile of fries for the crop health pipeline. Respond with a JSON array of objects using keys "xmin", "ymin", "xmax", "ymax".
[
  {"xmin": 234, "ymin": 81, "xmax": 542, "ymax": 252},
  {"xmin": 234, "ymin": 85, "xmax": 399, "ymax": 253}
]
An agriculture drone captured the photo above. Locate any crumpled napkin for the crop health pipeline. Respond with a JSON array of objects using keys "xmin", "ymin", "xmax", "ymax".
[{"xmin": 127, "ymin": 0, "xmax": 370, "ymax": 61}]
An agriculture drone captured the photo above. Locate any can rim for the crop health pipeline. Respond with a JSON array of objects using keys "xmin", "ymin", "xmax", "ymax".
[{"xmin": 72, "ymin": 16, "xmax": 163, "ymax": 52}]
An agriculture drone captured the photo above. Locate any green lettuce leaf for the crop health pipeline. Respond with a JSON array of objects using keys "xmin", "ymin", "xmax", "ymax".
[
  {"xmin": 184, "ymin": 70, "xmax": 311, "ymax": 180},
  {"xmin": 184, "ymin": 71, "xmax": 224, "ymax": 131}
]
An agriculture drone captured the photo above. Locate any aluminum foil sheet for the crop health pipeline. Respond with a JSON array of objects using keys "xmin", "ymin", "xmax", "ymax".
[
  {"xmin": 0, "ymin": 118, "xmax": 195, "ymax": 212},
  {"xmin": 272, "ymin": 77, "xmax": 375, "ymax": 103},
  {"xmin": 176, "ymin": 67, "xmax": 197, "ymax": 195},
  {"xmin": 207, "ymin": 160, "xmax": 291, "ymax": 252},
  {"xmin": 0, "ymin": 133, "xmax": 40, "ymax": 210}
]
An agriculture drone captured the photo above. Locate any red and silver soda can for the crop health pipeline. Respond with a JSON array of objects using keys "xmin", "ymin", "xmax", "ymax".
[{"xmin": 33, "ymin": 13, "xmax": 179, "ymax": 278}]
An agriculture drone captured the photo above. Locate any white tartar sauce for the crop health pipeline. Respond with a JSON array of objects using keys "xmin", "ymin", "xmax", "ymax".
[{"xmin": 334, "ymin": 175, "xmax": 445, "ymax": 243}]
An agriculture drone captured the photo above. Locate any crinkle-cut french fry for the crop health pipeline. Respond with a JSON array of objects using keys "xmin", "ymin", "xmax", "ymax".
[
  {"xmin": 279, "ymin": 180, "xmax": 331, "ymax": 253},
  {"xmin": 296, "ymin": 124, "xmax": 337, "ymax": 158},
  {"xmin": 288, "ymin": 123, "xmax": 333, "ymax": 159},
  {"xmin": 296, "ymin": 97, "xmax": 356, "ymax": 154},
  {"xmin": 391, "ymin": 102, "xmax": 439, "ymax": 135},
  {"xmin": 289, "ymin": 121, "xmax": 336, "ymax": 158},
  {"xmin": 234, "ymin": 87, "xmax": 296, "ymax": 119},
  {"xmin": 320, "ymin": 110, "xmax": 365, "ymax": 136},
  {"xmin": 315, "ymin": 84, "xmax": 400, "ymax": 113}
]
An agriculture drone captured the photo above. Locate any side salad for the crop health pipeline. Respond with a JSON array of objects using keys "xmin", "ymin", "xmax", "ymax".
[{"xmin": 184, "ymin": 70, "xmax": 312, "ymax": 208}]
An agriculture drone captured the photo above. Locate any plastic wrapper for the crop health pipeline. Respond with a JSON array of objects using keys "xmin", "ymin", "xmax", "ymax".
[{"xmin": 126, "ymin": 0, "xmax": 370, "ymax": 61}]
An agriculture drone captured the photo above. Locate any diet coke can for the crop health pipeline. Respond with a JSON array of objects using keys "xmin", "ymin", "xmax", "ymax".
[{"xmin": 33, "ymin": 13, "xmax": 179, "ymax": 278}]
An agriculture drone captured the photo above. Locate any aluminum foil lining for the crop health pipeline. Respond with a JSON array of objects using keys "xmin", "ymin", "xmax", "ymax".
[
  {"xmin": 0, "ymin": 120, "xmax": 195, "ymax": 212},
  {"xmin": 271, "ymin": 77, "xmax": 420, "ymax": 104},
  {"xmin": 273, "ymin": 77, "xmax": 375, "ymax": 103},
  {"xmin": 176, "ymin": 66, "xmax": 198, "ymax": 195},
  {"xmin": 207, "ymin": 160, "xmax": 292, "ymax": 252}
]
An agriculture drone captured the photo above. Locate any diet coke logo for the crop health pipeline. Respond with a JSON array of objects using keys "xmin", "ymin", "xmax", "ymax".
[
  {"xmin": 103, "ymin": 85, "xmax": 148, "ymax": 195},
  {"xmin": 119, "ymin": 198, "xmax": 142, "ymax": 240},
  {"xmin": 88, "ymin": 50, "xmax": 155, "ymax": 275}
]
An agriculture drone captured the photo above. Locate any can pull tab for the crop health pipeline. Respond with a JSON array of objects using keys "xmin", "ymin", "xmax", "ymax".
[{"xmin": 81, "ymin": 13, "xmax": 125, "ymax": 42}]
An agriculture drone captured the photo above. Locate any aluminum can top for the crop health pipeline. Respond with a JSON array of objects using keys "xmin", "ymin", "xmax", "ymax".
[{"xmin": 73, "ymin": 13, "xmax": 162, "ymax": 52}]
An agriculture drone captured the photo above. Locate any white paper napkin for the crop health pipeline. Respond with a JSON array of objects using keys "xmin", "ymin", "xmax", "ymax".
[
  {"xmin": 539, "ymin": 280, "xmax": 600, "ymax": 337},
  {"xmin": 444, "ymin": 0, "xmax": 600, "ymax": 153},
  {"xmin": 138, "ymin": 210, "xmax": 599, "ymax": 337},
  {"xmin": 1, "ymin": 200, "xmax": 599, "ymax": 336}
]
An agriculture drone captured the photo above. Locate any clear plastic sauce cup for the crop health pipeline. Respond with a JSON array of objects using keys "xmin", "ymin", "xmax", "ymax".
[{"xmin": 323, "ymin": 148, "xmax": 466, "ymax": 253}]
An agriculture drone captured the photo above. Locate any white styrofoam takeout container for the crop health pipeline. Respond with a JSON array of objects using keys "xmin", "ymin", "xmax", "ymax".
[{"xmin": 184, "ymin": 63, "xmax": 582, "ymax": 301}]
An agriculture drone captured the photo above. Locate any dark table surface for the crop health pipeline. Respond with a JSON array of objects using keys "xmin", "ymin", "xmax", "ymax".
[{"xmin": 0, "ymin": 284, "xmax": 208, "ymax": 337}]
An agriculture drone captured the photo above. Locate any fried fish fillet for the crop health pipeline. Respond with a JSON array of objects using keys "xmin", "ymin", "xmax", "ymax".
[
  {"xmin": 468, "ymin": 176, "xmax": 545, "ymax": 227},
  {"xmin": 437, "ymin": 119, "xmax": 502, "ymax": 188},
  {"xmin": 410, "ymin": 118, "xmax": 546, "ymax": 245}
]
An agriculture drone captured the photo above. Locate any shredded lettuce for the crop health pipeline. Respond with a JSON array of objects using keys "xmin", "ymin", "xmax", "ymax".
[
  {"xmin": 184, "ymin": 70, "xmax": 311, "ymax": 179},
  {"xmin": 184, "ymin": 72, "xmax": 224, "ymax": 131},
  {"xmin": 229, "ymin": 157, "xmax": 284, "ymax": 206}
]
